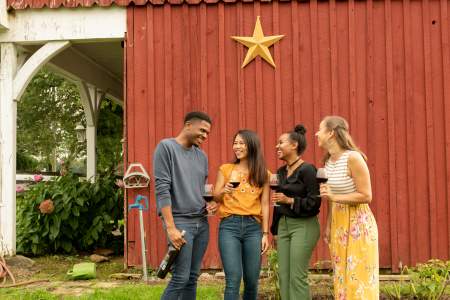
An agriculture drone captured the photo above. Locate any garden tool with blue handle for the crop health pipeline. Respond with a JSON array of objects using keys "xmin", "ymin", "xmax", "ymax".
[{"xmin": 129, "ymin": 194, "xmax": 149, "ymax": 281}]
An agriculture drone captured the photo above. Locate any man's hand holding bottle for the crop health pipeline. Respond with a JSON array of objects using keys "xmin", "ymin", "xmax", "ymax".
[{"xmin": 167, "ymin": 226, "xmax": 186, "ymax": 250}]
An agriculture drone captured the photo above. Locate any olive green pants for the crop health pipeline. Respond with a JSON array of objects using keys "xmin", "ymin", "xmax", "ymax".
[{"xmin": 277, "ymin": 216, "xmax": 320, "ymax": 300}]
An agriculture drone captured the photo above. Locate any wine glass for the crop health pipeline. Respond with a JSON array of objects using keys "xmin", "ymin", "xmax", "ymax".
[
  {"xmin": 316, "ymin": 168, "xmax": 328, "ymax": 184},
  {"xmin": 203, "ymin": 184, "xmax": 215, "ymax": 216},
  {"xmin": 229, "ymin": 170, "xmax": 240, "ymax": 188},
  {"xmin": 316, "ymin": 168, "xmax": 328, "ymax": 198},
  {"xmin": 269, "ymin": 174, "xmax": 280, "ymax": 206}
]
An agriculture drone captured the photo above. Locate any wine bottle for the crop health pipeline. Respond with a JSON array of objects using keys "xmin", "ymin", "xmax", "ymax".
[{"xmin": 156, "ymin": 230, "xmax": 186, "ymax": 279}]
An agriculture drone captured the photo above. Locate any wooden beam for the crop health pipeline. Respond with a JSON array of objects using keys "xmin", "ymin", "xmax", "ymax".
[
  {"xmin": 0, "ymin": 7, "xmax": 125, "ymax": 44},
  {"xmin": 13, "ymin": 41, "xmax": 70, "ymax": 101},
  {"xmin": 48, "ymin": 47, "xmax": 123, "ymax": 102}
]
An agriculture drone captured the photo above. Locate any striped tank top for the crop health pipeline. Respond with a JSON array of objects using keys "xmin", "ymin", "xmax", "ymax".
[{"xmin": 325, "ymin": 151, "xmax": 356, "ymax": 194}]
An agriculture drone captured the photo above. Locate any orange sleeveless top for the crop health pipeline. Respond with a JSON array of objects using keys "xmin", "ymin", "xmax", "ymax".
[{"xmin": 217, "ymin": 163, "xmax": 266, "ymax": 221}]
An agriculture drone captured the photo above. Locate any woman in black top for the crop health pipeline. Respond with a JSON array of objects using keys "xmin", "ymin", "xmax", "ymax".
[{"xmin": 270, "ymin": 124, "xmax": 321, "ymax": 300}]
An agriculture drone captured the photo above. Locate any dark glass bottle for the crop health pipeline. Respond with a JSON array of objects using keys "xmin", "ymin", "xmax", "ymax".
[{"xmin": 156, "ymin": 230, "xmax": 186, "ymax": 279}]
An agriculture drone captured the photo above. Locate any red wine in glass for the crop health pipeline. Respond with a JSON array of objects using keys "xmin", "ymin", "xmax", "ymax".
[
  {"xmin": 316, "ymin": 168, "xmax": 328, "ymax": 184},
  {"xmin": 230, "ymin": 181, "xmax": 240, "ymax": 188},
  {"xmin": 316, "ymin": 177, "xmax": 328, "ymax": 184},
  {"xmin": 269, "ymin": 174, "xmax": 279, "ymax": 191},
  {"xmin": 269, "ymin": 174, "xmax": 280, "ymax": 206},
  {"xmin": 204, "ymin": 184, "xmax": 215, "ymax": 216},
  {"xmin": 316, "ymin": 168, "xmax": 328, "ymax": 198},
  {"xmin": 229, "ymin": 170, "xmax": 240, "ymax": 189},
  {"xmin": 269, "ymin": 184, "xmax": 279, "ymax": 191},
  {"xmin": 203, "ymin": 195, "xmax": 214, "ymax": 202}
]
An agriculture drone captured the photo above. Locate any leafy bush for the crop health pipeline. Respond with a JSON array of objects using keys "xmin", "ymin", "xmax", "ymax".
[
  {"xmin": 17, "ymin": 171, "xmax": 123, "ymax": 255},
  {"xmin": 16, "ymin": 150, "xmax": 39, "ymax": 172},
  {"xmin": 381, "ymin": 260, "xmax": 450, "ymax": 300},
  {"xmin": 266, "ymin": 248, "xmax": 281, "ymax": 300},
  {"xmin": 411, "ymin": 260, "xmax": 450, "ymax": 299}
]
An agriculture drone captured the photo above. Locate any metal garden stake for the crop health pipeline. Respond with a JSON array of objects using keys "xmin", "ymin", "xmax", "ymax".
[{"xmin": 128, "ymin": 195, "xmax": 149, "ymax": 281}]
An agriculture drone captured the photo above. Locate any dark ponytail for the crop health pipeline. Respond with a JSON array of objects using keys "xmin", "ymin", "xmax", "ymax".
[{"xmin": 288, "ymin": 124, "xmax": 307, "ymax": 155}]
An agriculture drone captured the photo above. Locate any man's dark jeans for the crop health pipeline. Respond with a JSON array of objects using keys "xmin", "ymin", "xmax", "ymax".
[{"xmin": 161, "ymin": 217, "xmax": 209, "ymax": 300}]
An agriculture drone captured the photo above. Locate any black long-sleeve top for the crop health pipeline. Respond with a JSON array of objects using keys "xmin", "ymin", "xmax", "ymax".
[{"xmin": 270, "ymin": 162, "xmax": 321, "ymax": 235}]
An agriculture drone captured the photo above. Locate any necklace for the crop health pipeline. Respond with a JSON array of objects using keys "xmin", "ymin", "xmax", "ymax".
[{"xmin": 287, "ymin": 156, "xmax": 301, "ymax": 168}]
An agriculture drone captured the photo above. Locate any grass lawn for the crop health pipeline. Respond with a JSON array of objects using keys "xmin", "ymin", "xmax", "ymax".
[
  {"xmin": 0, "ymin": 284, "xmax": 223, "ymax": 300},
  {"xmin": 0, "ymin": 255, "xmax": 225, "ymax": 299},
  {"xmin": 19, "ymin": 255, "xmax": 127, "ymax": 281},
  {"xmin": 3, "ymin": 255, "xmax": 448, "ymax": 299}
]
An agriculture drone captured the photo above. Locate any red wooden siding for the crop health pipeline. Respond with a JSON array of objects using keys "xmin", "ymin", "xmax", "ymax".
[{"xmin": 126, "ymin": 0, "xmax": 450, "ymax": 271}]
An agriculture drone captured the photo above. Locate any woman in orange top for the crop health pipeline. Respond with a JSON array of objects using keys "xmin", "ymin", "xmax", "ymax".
[{"xmin": 214, "ymin": 129, "xmax": 270, "ymax": 300}]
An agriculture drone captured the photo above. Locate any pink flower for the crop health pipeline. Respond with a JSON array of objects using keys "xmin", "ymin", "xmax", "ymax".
[
  {"xmin": 350, "ymin": 224, "xmax": 361, "ymax": 240},
  {"xmin": 16, "ymin": 185, "xmax": 25, "ymax": 193},
  {"xmin": 332, "ymin": 254, "xmax": 341, "ymax": 265},
  {"xmin": 338, "ymin": 289, "xmax": 346, "ymax": 300},
  {"xmin": 338, "ymin": 231, "xmax": 348, "ymax": 245},
  {"xmin": 33, "ymin": 174, "xmax": 43, "ymax": 182},
  {"xmin": 357, "ymin": 213, "xmax": 369, "ymax": 224},
  {"xmin": 39, "ymin": 199, "xmax": 54, "ymax": 214}
]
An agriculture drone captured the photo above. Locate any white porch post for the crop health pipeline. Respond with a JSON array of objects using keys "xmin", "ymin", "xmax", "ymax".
[
  {"xmin": 77, "ymin": 82, "xmax": 104, "ymax": 182},
  {"xmin": 86, "ymin": 125, "xmax": 97, "ymax": 182},
  {"xmin": 0, "ymin": 43, "xmax": 17, "ymax": 255},
  {"xmin": 0, "ymin": 41, "xmax": 70, "ymax": 255},
  {"xmin": 0, "ymin": 0, "xmax": 8, "ymax": 31}
]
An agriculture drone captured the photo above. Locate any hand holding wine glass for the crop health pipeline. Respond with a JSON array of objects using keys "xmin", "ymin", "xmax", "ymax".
[
  {"xmin": 204, "ymin": 184, "xmax": 216, "ymax": 216},
  {"xmin": 269, "ymin": 174, "xmax": 281, "ymax": 206},
  {"xmin": 316, "ymin": 168, "xmax": 328, "ymax": 184},
  {"xmin": 269, "ymin": 174, "xmax": 279, "ymax": 191},
  {"xmin": 223, "ymin": 170, "xmax": 239, "ymax": 193},
  {"xmin": 229, "ymin": 170, "xmax": 241, "ymax": 188},
  {"xmin": 316, "ymin": 168, "xmax": 329, "ymax": 199}
]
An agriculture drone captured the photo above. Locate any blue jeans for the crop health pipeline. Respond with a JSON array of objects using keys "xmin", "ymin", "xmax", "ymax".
[
  {"xmin": 161, "ymin": 218, "xmax": 209, "ymax": 300},
  {"xmin": 219, "ymin": 215, "xmax": 262, "ymax": 300}
]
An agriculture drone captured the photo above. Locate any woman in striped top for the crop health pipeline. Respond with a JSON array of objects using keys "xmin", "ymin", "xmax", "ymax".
[{"xmin": 316, "ymin": 116, "xmax": 379, "ymax": 300}]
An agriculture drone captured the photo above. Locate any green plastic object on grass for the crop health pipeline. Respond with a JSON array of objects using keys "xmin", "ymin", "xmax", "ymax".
[{"xmin": 67, "ymin": 262, "xmax": 96, "ymax": 280}]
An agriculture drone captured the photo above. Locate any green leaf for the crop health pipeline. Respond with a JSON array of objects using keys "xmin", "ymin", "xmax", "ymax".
[
  {"xmin": 68, "ymin": 217, "xmax": 78, "ymax": 230},
  {"xmin": 91, "ymin": 230, "xmax": 98, "ymax": 241},
  {"xmin": 73, "ymin": 206, "xmax": 80, "ymax": 217},
  {"xmin": 31, "ymin": 244, "xmax": 39, "ymax": 255},
  {"xmin": 61, "ymin": 240, "xmax": 73, "ymax": 253},
  {"xmin": 60, "ymin": 206, "xmax": 70, "ymax": 220},
  {"xmin": 92, "ymin": 216, "xmax": 102, "ymax": 226},
  {"xmin": 49, "ymin": 216, "xmax": 61, "ymax": 240},
  {"xmin": 31, "ymin": 234, "xmax": 39, "ymax": 244},
  {"xmin": 75, "ymin": 197, "xmax": 85, "ymax": 206}
]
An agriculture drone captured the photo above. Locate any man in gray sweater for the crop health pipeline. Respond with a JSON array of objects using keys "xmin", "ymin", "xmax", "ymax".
[{"xmin": 153, "ymin": 111, "xmax": 216, "ymax": 300}]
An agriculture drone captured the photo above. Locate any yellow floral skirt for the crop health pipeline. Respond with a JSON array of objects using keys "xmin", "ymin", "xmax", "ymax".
[{"xmin": 329, "ymin": 203, "xmax": 379, "ymax": 300}]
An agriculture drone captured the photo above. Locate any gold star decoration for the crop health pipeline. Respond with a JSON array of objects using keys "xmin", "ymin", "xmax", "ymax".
[{"xmin": 231, "ymin": 16, "xmax": 284, "ymax": 68}]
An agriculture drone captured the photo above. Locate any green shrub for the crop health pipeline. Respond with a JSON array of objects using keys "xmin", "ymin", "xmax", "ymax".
[
  {"xmin": 411, "ymin": 259, "xmax": 450, "ymax": 300},
  {"xmin": 16, "ymin": 150, "xmax": 39, "ymax": 172},
  {"xmin": 266, "ymin": 248, "xmax": 281, "ymax": 300},
  {"xmin": 381, "ymin": 260, "xmax": 450, "ymax": 300},
  {"xmin": 17, "ymin": 171, "xmax": 123, "ymax": 255}
]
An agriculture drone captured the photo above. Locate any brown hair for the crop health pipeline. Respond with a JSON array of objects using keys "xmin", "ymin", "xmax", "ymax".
[
  {"xmin": 322, "ymin": 116, "xmax": 367, "ymax": 163},
  {"xmin": 233, "ymin": 130, "xmax": 268, "ymax": 187}
]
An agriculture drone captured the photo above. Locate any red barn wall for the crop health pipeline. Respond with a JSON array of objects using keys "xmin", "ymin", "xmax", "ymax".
[{"xmin": 125, "ymin": 0, "xmax": 450, "ymax": 270}]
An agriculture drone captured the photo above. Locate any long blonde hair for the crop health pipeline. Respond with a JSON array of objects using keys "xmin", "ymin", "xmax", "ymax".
[{"xmin": 322, "ymin": 116, "xmax": 367, "ymax": 163}]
